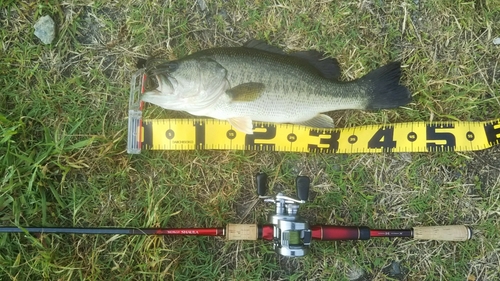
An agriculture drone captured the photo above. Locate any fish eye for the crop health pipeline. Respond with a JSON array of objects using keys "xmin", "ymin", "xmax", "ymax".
[{"xmin": 165, "ymin": 61, "xmax": 179, "ymax": 72}]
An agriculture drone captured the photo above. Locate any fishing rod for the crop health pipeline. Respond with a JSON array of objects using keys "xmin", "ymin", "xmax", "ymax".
[{"xmin": 0, "ymin": 173, "xmax": 472, "ymax": 257}]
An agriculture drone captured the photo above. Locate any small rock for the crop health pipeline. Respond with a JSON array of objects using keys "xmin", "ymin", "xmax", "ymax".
[
  {"xmin": 382, "ymin": 261, "xmax": 407, "ymax": 279},
  {"xmin": 197, "ymin": 0, "xmax": 207, "ymax": 12},
  {"xmin": 347, "ymin": 264, "xmax": 365, "ymax": 281},
  {"xmin": 493, "ymin": 37, "xmax": 500, "ymax": 45},
  {"xmin": 34, "ymin": 15, "xmax": 55, "ymax": 44}
]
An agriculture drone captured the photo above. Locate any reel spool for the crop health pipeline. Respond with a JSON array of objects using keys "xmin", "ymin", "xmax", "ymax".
[{"xmin": 257, "ymin": 173, "xmax": 312, "ymax": 257}]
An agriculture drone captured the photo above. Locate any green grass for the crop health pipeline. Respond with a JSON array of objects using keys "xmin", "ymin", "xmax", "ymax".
[{"xmin": 1, "ymin": 0, "xmax": 500, "ymax": 280}]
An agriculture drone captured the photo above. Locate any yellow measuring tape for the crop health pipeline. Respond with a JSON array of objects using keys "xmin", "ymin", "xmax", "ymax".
[
  {"xmin": 126, "ymin": 71, "xmax": 500, "ymax": 154},
  {"xmin": 127, "ymin": 118, "xmax": 500, "ymax": 154}
]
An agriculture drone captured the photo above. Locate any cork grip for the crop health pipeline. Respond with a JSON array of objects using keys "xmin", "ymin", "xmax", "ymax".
[
  {"xmin": 226, "ymin": 224, "xmax": 258, "ymax": 240},
  {"xmin": 413, "ymin": 225, "xmax": 472, "ymax": 241}
]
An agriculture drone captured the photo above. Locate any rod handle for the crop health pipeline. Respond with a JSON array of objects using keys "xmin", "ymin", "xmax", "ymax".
[
  {"xmin": 226, "ymin": 224, "xmax": 258, "ymax": 240},
  {"xmin": 413, "ymin": 225, "xmax": 472, "ymax": 241}
]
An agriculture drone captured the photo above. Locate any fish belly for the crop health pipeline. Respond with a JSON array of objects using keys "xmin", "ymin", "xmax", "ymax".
[{"xmin": 208, "ymin": 90, "xmax": 364, "ymax": 123}]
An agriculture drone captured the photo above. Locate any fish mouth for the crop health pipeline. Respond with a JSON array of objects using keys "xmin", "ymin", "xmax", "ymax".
[
  {"xmin": 144, "ymin": 74, "xmax": 160, "ymax": 92},
  {"xmin": 155, "ymin": 75, "xmax": 165, "ymax": 92},
  {"xmin": 145, "ymin": 74, "xmax": 175, "ymax": 95}
]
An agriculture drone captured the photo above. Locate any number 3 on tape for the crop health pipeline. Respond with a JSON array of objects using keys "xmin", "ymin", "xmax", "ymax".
[{"xmin": 128, "ymin": 119, "xmax": 500, "ymax": 154}]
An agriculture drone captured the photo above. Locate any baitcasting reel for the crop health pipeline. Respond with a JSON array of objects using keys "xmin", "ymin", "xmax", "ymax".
[{"xmin": 256, "ymin": 173, "xmax": 312, "ymax": 257}]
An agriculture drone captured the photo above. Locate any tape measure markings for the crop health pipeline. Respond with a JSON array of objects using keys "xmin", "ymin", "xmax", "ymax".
[
  {"xmin": 408, "ymin": 122, "xmax": 414, "ymax": 153},
  {"xmin": 485, "ymin": 120, "xmax": 500, "ymax": 145},
  {"xmin": 136, "ymin": 119, "xmax": 500, "ymax": 153}
]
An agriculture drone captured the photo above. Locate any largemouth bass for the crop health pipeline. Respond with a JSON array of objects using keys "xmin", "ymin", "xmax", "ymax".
[{"xmin": 142, "ymin": 40, "xmax": 411, "ymax": 134}]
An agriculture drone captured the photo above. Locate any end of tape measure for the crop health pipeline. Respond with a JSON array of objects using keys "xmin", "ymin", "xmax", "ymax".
[
  {"xmin": 127, "ymin": 109, "xmax": 142, "ymax": 154},
  {"xmin": 127, "ymin": 69, "xmax": 146, "ymax": 154}
]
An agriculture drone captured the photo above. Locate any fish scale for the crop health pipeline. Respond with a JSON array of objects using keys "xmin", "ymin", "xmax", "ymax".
[{"xmin": 188, "ymin": 48, "xmax": 366, "ymax": 119}]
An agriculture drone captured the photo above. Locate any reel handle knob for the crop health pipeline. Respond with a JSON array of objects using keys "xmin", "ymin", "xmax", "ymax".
[
  {"xmin": 295, "ymin": 176, "xmax": 310, "ymax": 201},
  {"xmin": 256, "ymin": 173, "xmax": 268, "ymax": 196}
]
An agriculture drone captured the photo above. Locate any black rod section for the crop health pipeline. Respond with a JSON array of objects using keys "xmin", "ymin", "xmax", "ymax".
[{"xmin": 0, "ymin": 227, "xmax": 159, "ymax": 235}]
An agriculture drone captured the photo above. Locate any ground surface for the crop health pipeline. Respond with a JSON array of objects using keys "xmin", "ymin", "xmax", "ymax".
[{"xmin": 1, "ymin": 1, "xmax": 500, "ymax": 280}]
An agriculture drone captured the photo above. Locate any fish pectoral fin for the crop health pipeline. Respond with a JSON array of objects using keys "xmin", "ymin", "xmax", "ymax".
[
  {"xmin": 228, "ymin": 117, "xmax": 254, "ymax": 135},
  {"xmin": 296, "ymin": 114, "xmax": 335, "ymax": 128},
  {"xmin": 226, "ymin": 82, "xmax": 265, "ymax": 102}
]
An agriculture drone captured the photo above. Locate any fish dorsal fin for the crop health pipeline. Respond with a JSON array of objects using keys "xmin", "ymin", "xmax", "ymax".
[
  {"xmin": 228, "ymin": 116, "xmax": 254, "ymax": 134},
  {"xmin": 290, "ymin": 51, "xmax": 341, "ymax": 80},
  {"xmin": 243, "ymin": 39, "xmax": 286, "ymax": 55},
  {"xmin": 243, "ymin": 39, "xmax": 341, "ymax": 80},
  {"xmin": 226, "ymin": 82, "xmax": 265, "ymax": 102}
]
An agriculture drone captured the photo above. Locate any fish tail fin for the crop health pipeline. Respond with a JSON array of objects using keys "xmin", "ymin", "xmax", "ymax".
[{"xmin": 360, "ymin": 62, "xmax": 412, "ymax": 109}]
